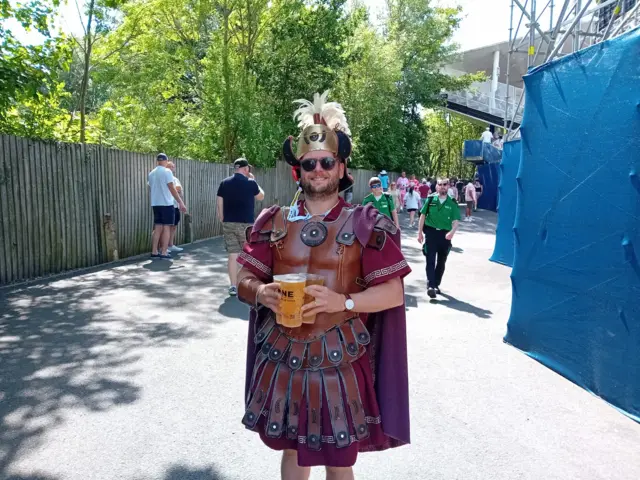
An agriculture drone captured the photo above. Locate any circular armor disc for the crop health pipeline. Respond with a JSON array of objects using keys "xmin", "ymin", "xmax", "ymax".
[{"xmin": 300, "ymin": 222, "xmax": 328, "ymax": 247}]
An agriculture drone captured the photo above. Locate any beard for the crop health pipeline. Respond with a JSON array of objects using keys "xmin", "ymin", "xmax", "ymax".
[{"xmin": 300, "ymin": 173, "xmax": 340, "ymax": 200}]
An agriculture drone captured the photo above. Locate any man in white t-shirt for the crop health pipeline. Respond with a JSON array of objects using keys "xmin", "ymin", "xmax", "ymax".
[
  {"xmin": 464, "ymin": 181, "xmax": 477, "ymax": 221},
  {"xmin": 480, "ymin": 127, "xmax": 493, "ymax": 143},
  {"xmin": 148, "ymin": 153, "xmax": 187, "ymax": 259},
  {"xmin": 167, "ymin": 161, "xmax": 184, "ymax": 253}
]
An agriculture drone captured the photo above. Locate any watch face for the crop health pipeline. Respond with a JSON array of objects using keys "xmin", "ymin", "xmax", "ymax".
[{"xmin": 345, "ymin": 299, "xmax": 355, "ymax": 310}]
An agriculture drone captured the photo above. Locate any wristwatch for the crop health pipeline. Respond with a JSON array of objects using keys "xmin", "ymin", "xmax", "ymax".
[{"xmin": 344, "ymin": 293, "xmax": 355, "ymax": 312}]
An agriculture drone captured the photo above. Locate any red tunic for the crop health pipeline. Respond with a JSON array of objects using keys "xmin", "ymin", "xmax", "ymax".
[{"xmin": 238, "ymin": 198, "xmax": 411, "ymax": 467}]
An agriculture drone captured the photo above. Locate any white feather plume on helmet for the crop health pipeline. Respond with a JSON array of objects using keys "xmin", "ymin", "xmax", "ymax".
[{"xmin": 292, "ymin": 90, "xmax": 351, "ymax": 135}]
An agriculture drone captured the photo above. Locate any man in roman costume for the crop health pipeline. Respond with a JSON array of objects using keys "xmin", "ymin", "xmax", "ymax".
[{"xmin": 236, "ymin": 92, "xmax": 411, "ymax": 480}]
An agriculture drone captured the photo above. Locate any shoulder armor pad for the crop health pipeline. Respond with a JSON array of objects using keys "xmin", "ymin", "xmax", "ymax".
[
  {"xmin": 247, "ymin": 205, "xmax": 281, "ymax": 243},
  {"xmin": 374, "ymin": 214, "xmax": 397, "ymax": 235}
]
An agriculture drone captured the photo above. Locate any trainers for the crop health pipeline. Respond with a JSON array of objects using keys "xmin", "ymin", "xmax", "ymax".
[
  {"xmin": 229, "ymin": 286, "xmax": 238, "ymax": 296},
  {"xmin": 427, "ymin": 287, "xmax": 436, "ymax": 299},
  {"xmin": 159, "ymin": 254, "xmax": 172, "ymax": 260},
  {"xmin": 150, "ymin": 253, "xmax": 160, "ymax": 258},
  {"xmin": 168, "ymin": 245, "xmax": 184, "ymax": 252},
  {"xmin": 435, "ymin": 287, "xmax": 442, "ymax": 295}
]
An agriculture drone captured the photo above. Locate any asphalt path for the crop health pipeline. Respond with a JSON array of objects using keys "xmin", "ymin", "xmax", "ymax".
[{"xmin": 1, "ymin": 209, "xmax": 639, "ymax": 480}]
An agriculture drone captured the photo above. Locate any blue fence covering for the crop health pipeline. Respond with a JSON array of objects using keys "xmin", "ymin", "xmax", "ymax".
[
  {"xmin": 490, "ymin": 140, "xmax": 521, "ymax": 266},
  {"xmin": 476, "ymin": 163, "xmax": 500, "ymax": 212},
  {"xmin": 505, "ymin": 27, "xmax": 640, "ymax": 422}
]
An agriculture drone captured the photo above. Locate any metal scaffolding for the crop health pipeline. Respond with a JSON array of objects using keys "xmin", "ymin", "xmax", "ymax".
[{"xmin": 504, "ymin": 0, "xmax": 640, "ymax": 140}]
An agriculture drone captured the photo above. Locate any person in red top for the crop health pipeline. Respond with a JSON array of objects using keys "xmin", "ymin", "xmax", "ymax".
[
  {"xmin": 235, "ymin": 92, "xmax": 411, "ymax": 480},
  {"xmin": 418, "ymin": 178, "xmax": 431, "ymax": 209}
]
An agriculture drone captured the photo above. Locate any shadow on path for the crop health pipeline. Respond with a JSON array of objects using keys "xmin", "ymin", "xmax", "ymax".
[
  {"xmin": 436, "ymin": 293, "xmax": 493, "ymax": 319},
  {"xmin": 0, "ymin": 239, "xmax": 235, "ymax": 478}
]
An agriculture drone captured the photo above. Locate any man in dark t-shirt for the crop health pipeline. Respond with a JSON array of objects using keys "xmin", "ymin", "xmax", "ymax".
[{"xmin": 217, "ymin": 158, "xmax": 265, "ymax": 296}]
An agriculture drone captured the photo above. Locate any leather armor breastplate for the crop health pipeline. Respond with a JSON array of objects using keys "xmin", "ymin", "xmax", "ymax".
[{"xmin": 270, "ymin": 207, "xmax": 364, "ymax": 342}]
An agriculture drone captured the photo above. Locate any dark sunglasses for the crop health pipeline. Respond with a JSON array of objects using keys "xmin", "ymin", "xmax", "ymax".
[
  {"xmin": 437, "ymin": 182, "xmax": 448, "ymax": 186},
  {"xmin": 300, "ymin": 157, "xmax": 337, "ymax": 173},
  {"xmin": 370, "ymin": 184, "xmax": 382, "ymax": 189}
]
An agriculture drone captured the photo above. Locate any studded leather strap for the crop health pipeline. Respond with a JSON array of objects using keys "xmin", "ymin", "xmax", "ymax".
[
  {"xmin": 338, "ymin": 322, "xmax": 359, "ymax": 357},
  {"xmin": 266, "ymin": 364, "xmax": 290, "ymax": 438},
  {"xmin": 242, "ymin": 360, "xmax": 278, "ymax": 429},
  {"xmin": 306, "ymin": 370, "xmax": 323, "ymax": 450},
  {"xmin": 307, "ymin": 338, "xmax": 324, "ymax": 368},
  {"xmin": 268, "ymin": 333, "xmax": 290, "ymax": 363},
  {"xmin": 350, "ymin": 317, "xmax": 371, "ymax": 346},
  {"xmin": 286, "ymin": 370, "xmax": 306, "ymax": 440},
  {"xmin": 324, "ymin": 328, "xmax": 344, "ymax": 365},
  {"xmin": 322, "ymin": 368, "xmax": 351, "ymax": 448},
  {"xmin": 338, "ymin": 363, "xmax": 369, "ymax": 441},
  {"xmin": 287, "ymin": 341, "xmax": 306, "ymax": 371}
]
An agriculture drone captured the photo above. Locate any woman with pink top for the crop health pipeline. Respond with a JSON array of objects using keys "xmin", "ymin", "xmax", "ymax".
[{"xmin": 396, "ymin": 171, "xmax": 409, "ymax": 212}]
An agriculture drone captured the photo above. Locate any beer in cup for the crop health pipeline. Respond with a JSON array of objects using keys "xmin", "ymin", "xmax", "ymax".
[
  {"xmin": 274, "ymin": 273, "xmax": 307, "ymax": 328},
  {"xmin": 302, "ymin": 274, "xmax": 325, "ymax": 324}
]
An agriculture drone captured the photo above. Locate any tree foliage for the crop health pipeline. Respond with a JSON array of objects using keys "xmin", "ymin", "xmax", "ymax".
[{"xmin": 1, "ymin": 0, "xmax": 485, "ymax": 176}]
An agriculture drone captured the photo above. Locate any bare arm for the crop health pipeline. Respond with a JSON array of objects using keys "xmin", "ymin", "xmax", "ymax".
[
  {"xmin": 446, "ymin": 220, "xmax": 459, "ymax": 240},
  {"xmin": 216, "ymin": 196, "xmax": 224, "ymax": 222},
  {"xmin": 248, "ymin": 173, "xmax": 265, "ymax": 201},
  {"xmin": 348, "ymin": 277, "xmax": 404, "ymax": 313},
  {"xmin": 417, "ymin": 213, "xmax": 426, "ymax": 243},
  {"xmin": 301, "ymin": 277, "xmax": 404, "ymax": 317},
  {"xmin": 168, "ymin": 182, "xmax": 186, "ymax": 211}
]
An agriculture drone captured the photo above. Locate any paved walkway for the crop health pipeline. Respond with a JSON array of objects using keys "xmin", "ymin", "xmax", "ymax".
[{"xmin": 1, "ymin": 210, "xmax": 639, "ymax": 480}]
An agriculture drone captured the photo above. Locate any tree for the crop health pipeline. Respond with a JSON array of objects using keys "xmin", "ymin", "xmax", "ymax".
[
  {"xmin": 425, "ymin": 109, "xmax": 483, "ymax": 178},
  {"xmin": 0, "ymin": 0, "xmax": 70, "ymax": 133}
]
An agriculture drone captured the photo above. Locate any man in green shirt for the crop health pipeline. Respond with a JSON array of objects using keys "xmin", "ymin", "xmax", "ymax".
[
  {"xmin": 362, "ymin": 176, "xmax": 400, "ymax": 228},
  {"xmin": 417, "ymin": 177, "xmax": 460, "ymax": 298}
]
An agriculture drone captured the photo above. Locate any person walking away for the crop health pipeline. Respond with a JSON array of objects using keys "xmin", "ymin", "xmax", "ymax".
[
  {"xmin": 474, "ymin": 178, "xmax": 483, "ymax": 211},
  {"xmin": 455, "ymin": 178, "xmax": 465, "ymax": 203},
  {"xmin": 166, "ymin": 161, "xmax": 184, "ymax": 253},
  {"xmin": 418, "ymin": 178, "xmax": 460, "ymax": 298},
  {"xmin": 464, "ymin": 180, "xmax": 477, "ymax": 221},
  {"xmin": 418, "ymin": 179, "xmax": 431, "ymax": 210},
  {"xmin": 480, "ymin": 127, "xmax": 493, "ymax": 143},
  {"xmin": 149, "ymin": 153, "xmax": 187, "ymax": 259},
  {"xmin": 404, "ymin": 185, "xmax": 421, "ymax": 228},
  {"xmin": 388, "ymin": 181, "xmax": 400, "ymax": 216},
  {"xmin": 217, "ymin": 158, "xmax": 265, "ymax": 296},
  {"xmin": 447, "ymin": 178, "xmax": 458, "ymax": 201},
  {"xmin": 363, "ymin": 177, "xmax": 400, "ymax": 228},
  {"xmin": 236, "ymin": 91, "xmax": 411, "ymax": 480},
  {"xmin": 379, "ymin": 170, "xmax": 390, "ymax": 192},
  {"xmin": 396, "ymin": 172, "xmax": 409, "ymax": 212}
]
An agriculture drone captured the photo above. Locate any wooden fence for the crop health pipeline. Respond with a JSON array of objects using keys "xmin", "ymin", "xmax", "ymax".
[{"xmin": 0, "ymin": 135, "xmax": 393, "ymax": 285}]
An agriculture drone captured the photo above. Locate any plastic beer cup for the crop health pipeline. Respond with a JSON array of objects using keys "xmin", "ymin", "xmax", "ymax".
[
  {"xmin": 274, "ymin": 274, "xmax": 307, "ymax": 328},
  {"xmin": 302, "ymin": 274, "xmax": 325, "ymax": 324}
]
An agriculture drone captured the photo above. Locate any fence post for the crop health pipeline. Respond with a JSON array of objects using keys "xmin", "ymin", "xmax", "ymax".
[
  {"xmin": 104, "ymin": 213, "xmax": 119, "ymax": 261},
  {"xmin": 184, "ymin": 213, "xmax": 193, "ymax": 243}
]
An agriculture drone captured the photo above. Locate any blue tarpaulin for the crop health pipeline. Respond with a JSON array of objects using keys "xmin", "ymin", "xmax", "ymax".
[
  {"xmin": 463, "ymin": 140, "xmax": 503, "ymax": 164},
  {"xmin": 505, "ymin": 27, "xmax": 640, "ymax": 421},
  {"xmin": 490, "ymin": 140, "xmax": 521, "ymax": 266},
  {"xmin": 476, "ymin": 163, "xmax": 500, "ymax": 212}
]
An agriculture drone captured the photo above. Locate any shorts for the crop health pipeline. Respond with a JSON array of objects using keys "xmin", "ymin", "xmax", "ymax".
[
  {"xmin": 223, "ymin": 222, "xmax": 252, "ymax": 254},
  {"xmin": 174, "ymin": 208, "xmax": 181, "ymax": 226},
  {"xmin": 153, "ymin": 205, "xmax": 175, "ymax": 226},
  {"xmin": 466, "ymin": 201, "xmax": 474, "ymax": 209},
  {"xmin": 407, "ymin": 208, "xmax": 418, "ymax": 213}
]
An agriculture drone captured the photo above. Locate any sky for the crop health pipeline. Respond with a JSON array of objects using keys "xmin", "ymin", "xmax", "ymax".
[{"xmin": 7, "ymin": 0, "xmax": 515, "ymax": 52}]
